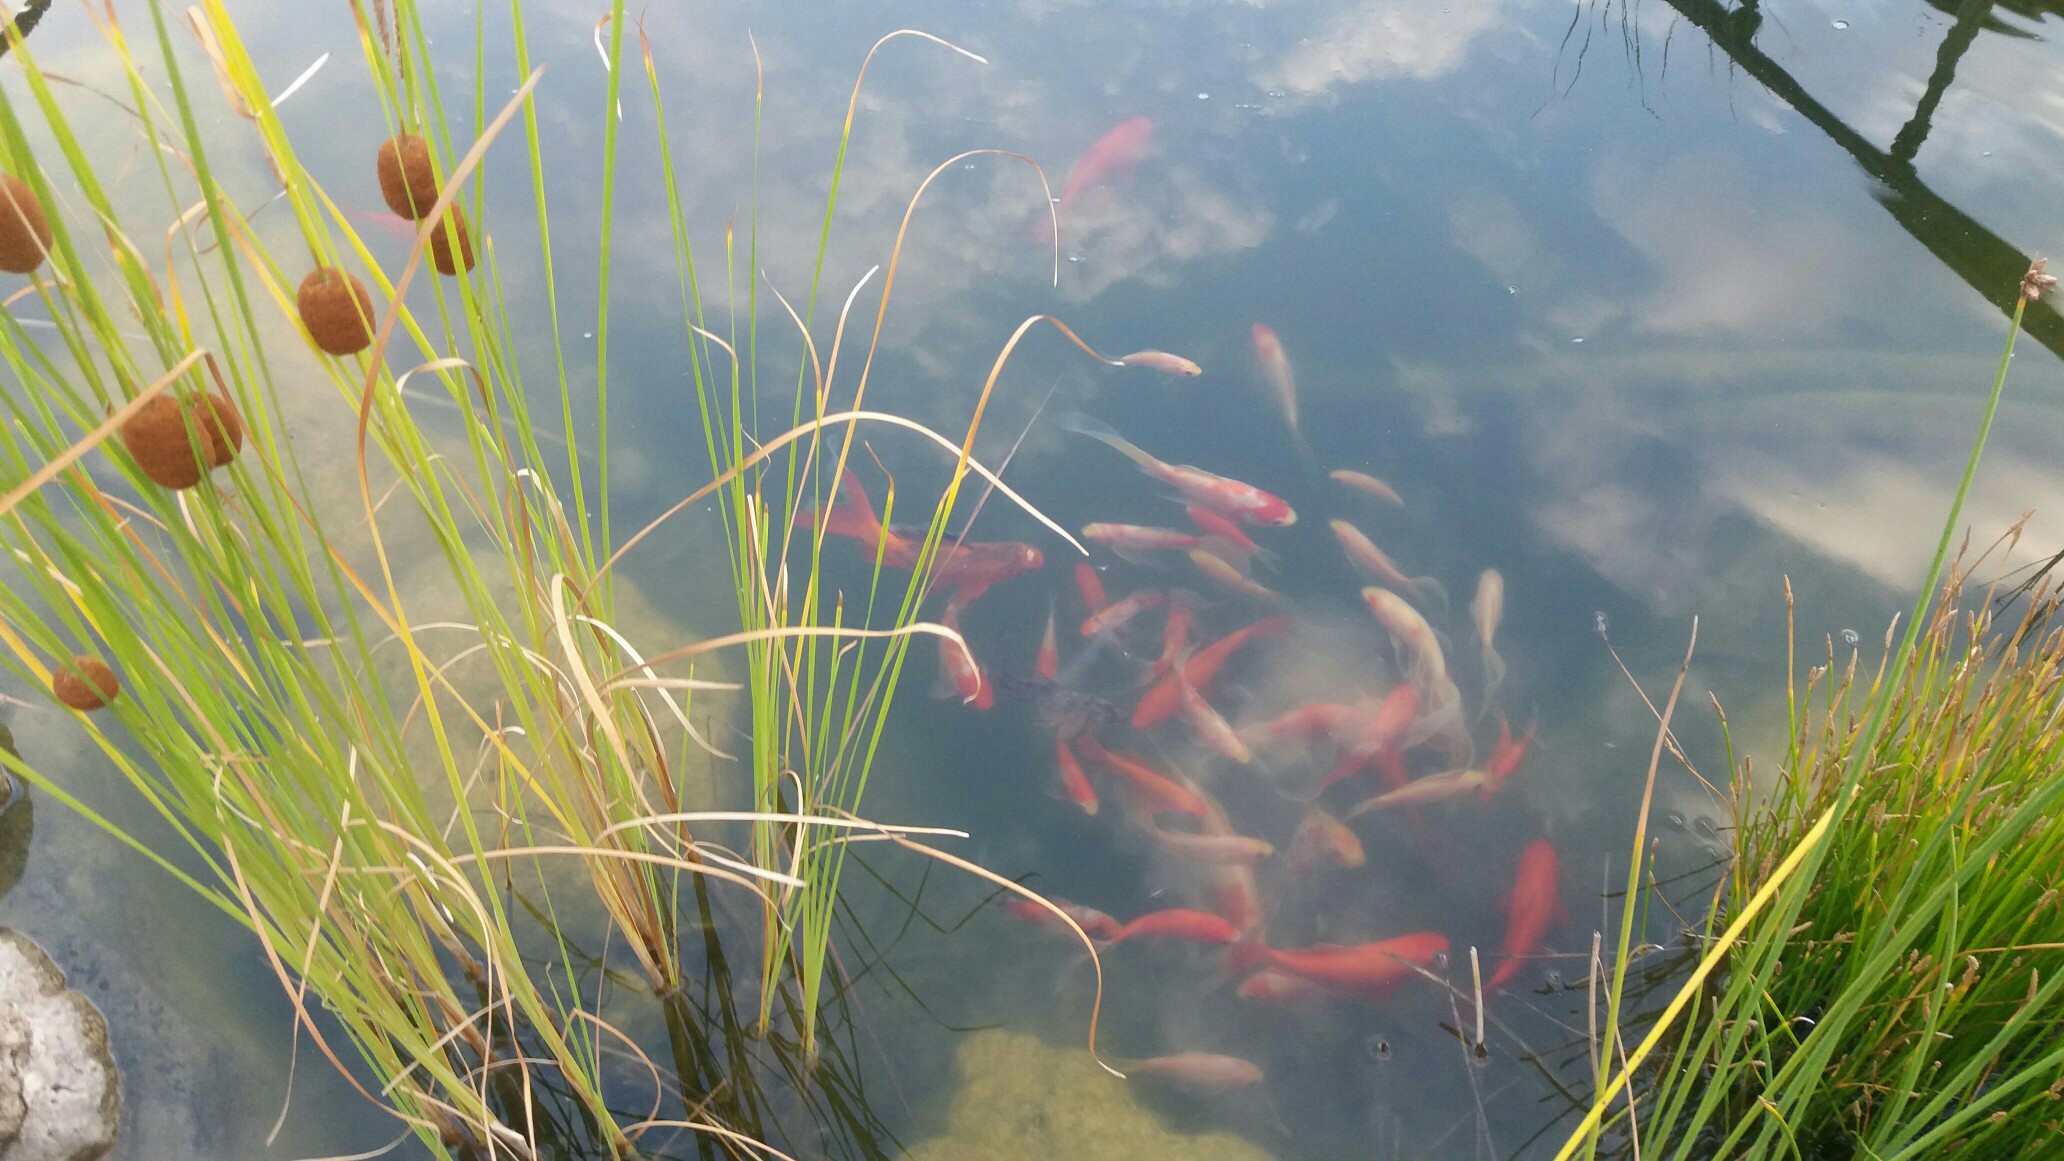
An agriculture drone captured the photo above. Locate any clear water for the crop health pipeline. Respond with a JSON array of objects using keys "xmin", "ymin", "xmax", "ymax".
[{"xmin": 9, "ymin": 0, "xmax": 2064, "ymax": 1157}]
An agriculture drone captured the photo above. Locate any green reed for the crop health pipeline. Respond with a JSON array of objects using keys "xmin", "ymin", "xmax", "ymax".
[
  {"xmin": 0, "ymin": 2, "xmax": 1112, "ymax": 1155},
  {"xmin": 1565, "ymin": 272, "xmax": 2064, "ymax": 1157}
]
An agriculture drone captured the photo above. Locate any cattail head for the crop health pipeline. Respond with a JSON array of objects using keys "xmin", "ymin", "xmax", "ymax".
[
  {"xmin": 428, "ymin": 205, "xmax": 475, "ymax": 276},
  {"xmin": 0, "ymin": 174, "xmax": 53, "ymax": 275},
  {"xmin": 51, "ymin": 656, "xmax": 118, "ymax": 711},
  {"xmin": 375, "ymin": 134, "xmax": 441, "ymax": 221},
  {"xmin": 295, "ymin": 267, "xmax": 376, "ymax": 356},
  {"xmin": 119, "ymin": 391, "xmax": 244, "ymax": 489}
]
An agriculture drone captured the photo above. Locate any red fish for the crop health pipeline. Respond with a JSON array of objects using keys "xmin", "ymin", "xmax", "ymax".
[
  {"xmin": 1153, "ymin": 601, "xmax": 1192, "ymax": 677},
  {"xmin": 1003, "ymin": 897, "xmax": 1121, "ymax": 943},
  {"xmin": 1186, "ymin": 505, "xmax": 1263, "ymax": 561},
  {"xmin": 1081, "ymin": 589, "xmax": 1169, "ymax": 637},
  {"xmin": 1036, "ymin": 601, "xmax": 1059, "ymax": 681},
  {"xmin": 1236, "ymin": 969, "xmax": 1329, "ymax": 1002},
  {"xmin": 1064, "ymin": 415, "xmax": 1295, "ymax": 526},
  {"xmin": 1074, "ymin": 563, "xmax": 1110, "ymax": 614},
  {"xmin": 1055, "ymin": 116, "xmax": 1153, "ymax": 223},
  {"xmin": 937, "ymin": 602, "xmax": 992, "ymax": 710},
  {"xmin": 1054, "ymin": 734, "xmax": 1098, "ymax": 815},
  {"xmin": 1197, "ymin": 789, "xmax": 1265, "ymax": 936},
  {"xmin": 1075, "ymin": 735, "xmax": 1207, "ymax": 818},
  {"xmin": 803, "ymin": 470, "xmax": 1043, "ymax": 599},
  {"xmin": 1487, "ymin": 839, "xmax": 1560, "ymax": 992},
  {"xmin": 1233, "ymin": 932, "xmax": 1449, "ymax": 998},
  {"xmin": 1134, "ymin": 615, "xmax": 1294, "ymax": 728},
  {"xmin": 1129, "ymin": 1053, "xmax": 1263, "ymax": 1088},
  {"xmin": 1108, "ymin": 908, "xmax": 1240, "ymax": 946},
  {"xmin": 1479, "ymin": 719, "xmax": 1536, "ymax": 801},
  {"xmin": 1250, "ymin": 702, "xmax": 1368, "ymax": 744}
]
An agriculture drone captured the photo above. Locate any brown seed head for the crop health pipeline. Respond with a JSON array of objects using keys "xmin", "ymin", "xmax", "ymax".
[
  {"xmin": 375, "ymin": 134, "xmax": 441, "ymax": 221},
  {"xmin": 51, "ymin": 656, "xmax": 118, "ymax": 711},
  {"xmin": 119, "ymin": 391, "xmax": 244, "ymax": 489},
  {"xmin": 295, "ymin": 267, "xmax": 376, "ymax": 356},
  {"xmin": 0, "ymin": 174, "xmax": 53, "ymax": 275},
  {"xmin": 2022, "ymin": 258, "xmax": 2057, "ymax": 302},
  {"xmin": 428, "ymin": 205, "xmax": 476, "ymax": 276}
]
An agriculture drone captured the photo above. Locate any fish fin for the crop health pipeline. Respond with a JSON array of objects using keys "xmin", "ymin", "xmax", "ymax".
[
  {"xmin": 1409, "ymin": 576, "xmax": 1451, "ymax": 617},
  {"xmin": 930, "ymin": 670, "xmax": 958, "ymax": 701},
  {"xmin": 1057, "ymin": 411, "xmax": 1153, "ymax": 468},
  {"xmin": 801, "ymin": 469, "xmax": 884, "ymax": 544}
]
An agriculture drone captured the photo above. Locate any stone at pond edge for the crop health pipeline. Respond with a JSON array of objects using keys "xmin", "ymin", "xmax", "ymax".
[
  {"xmin": 48, "ymin": 661, "xmax": 116, "ymax": 714},
  {"xmin": 295, "ymin": 267, "xmax": 376, "ymax": 357},
  {"xmin": 898, "ymin": 1029, "xmax": 1270, "ymax": 1161},
  {"xmin": 117, "ymin": 392, "xmax": 243, "ymax": 491},
  {"xmin": 0, "ymin": 177, "xmax": 52, "ymax": 276},
  {"xmin": 0, "ymin": 930, "xmax": 118, "ymax": 1161},
  {"xmin": 374, "ymin": 134, "xmax": 440, "ymax": 221},
  {"xmin": 428, "ymin": 205, "xmax": 475, "ymax": 276}
]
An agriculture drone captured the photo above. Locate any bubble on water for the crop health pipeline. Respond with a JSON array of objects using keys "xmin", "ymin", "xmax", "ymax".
[
  {"xmin": 1197, "ymin": 92, "xmax": 1210, "ymax": 100},
  {"xmin": 1841, "ymin": 628, "xmax": 1860, "ymax": 646},
  {"xmin": 1665, "ymin": 810, "xmax": 1687, "ymax": 831},
  {"xmin": 1831, "ymin": 19, "xmax": 1849, "ymax": 29},
  {"xmin": 1507, "ymin": 285, "xmax": 1518, "ymax": 294},
  {"xmin": 583, "ymin": 331, "xmax": 594, "ymax": 339},
  {"xmin": 1364, "ymin": 1035, "xmax": 1392, "ymax": 1061},
  {"xmin": 1594, "ymin": 610, "xmax": 1611, "ymax": 635},
  {"xmin": 1066, "ymin": 254, "xmax": 1083, "ymax": 264},
  {"xmin": 1571, "ymin": 336, "xmax": 1585, "ymax": 343},
  {"xmin": 962, "ymin": 163, "xmax": 978, "ymax": 170},
  {"xmin": 1545, "ymin": 969, "xmax": 1564, "ymax": 989},
  {"xmin": 1267, "ymin": 90, "xmax": 1286, "ymax": 99}
]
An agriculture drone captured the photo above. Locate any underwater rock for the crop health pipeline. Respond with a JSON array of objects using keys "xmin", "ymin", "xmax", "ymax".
[
  {"xmin": 0, "ymin": 930, "xmax": 118, "ymax": 1161},
  {"xmin": 427, "ymin": 205, "xmax": 475, "ymax": 276},
  {"xmin": 47, "ymin": 661, "xmax": 116, "ymax": 714},
  {"xmin": 900, "ymin": 1029, "xmax": 1271, "ymax": 1161},
  {"xmin": 295, "ymin": 267, "xmax": 376, "ymax": 356},
  {"xmin": 374, "ymin": 134, "xmax": 439, "ymax": 220},
  {"xmin": 118, "ymin": 392, "xmax": 243, "ymax": 491},
  {"xmin": 0, "ymin": 176, "xmax": 52, "ymax": 275}
]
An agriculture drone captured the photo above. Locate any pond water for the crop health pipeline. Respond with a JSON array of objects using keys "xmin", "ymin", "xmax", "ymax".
[{"xmin": 7, "ymin": 0, "xmax": 2064, "ymax": 1158}]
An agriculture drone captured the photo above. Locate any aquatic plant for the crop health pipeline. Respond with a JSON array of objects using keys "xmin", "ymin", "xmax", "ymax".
[
  {"xmin": 0, "ymin": 2, "xmax": 1115, "ymax": 1155},
  {"xmin": 1564, "ymin": 269, "xmax": 2064, "ymax": 1157}
]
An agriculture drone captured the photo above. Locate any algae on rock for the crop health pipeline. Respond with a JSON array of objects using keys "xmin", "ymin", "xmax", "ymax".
[{"xmin": 900, "ymin": 1029, "xmax": 1272, "ymax": 1161}]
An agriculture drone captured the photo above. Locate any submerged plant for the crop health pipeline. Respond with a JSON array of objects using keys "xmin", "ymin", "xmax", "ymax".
[{"xmin": 0, "ymin": 2, "xmax": 1116, "ymax": 1156}]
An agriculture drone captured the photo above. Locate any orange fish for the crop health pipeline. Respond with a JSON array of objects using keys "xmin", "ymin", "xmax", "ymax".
[
  {"xmin": 1486, "ymin": 839, "xmax": 1560, "ymax": 992},
  {"xmin": 1036, "ymin": 601, "xmax": 1059, "ymax": 681},
  {"xmin": 1003, "ymin": 897, "xmax": 1121, "ymax": 942},
  {"xmin": 805, "ymin": 470, "xmax": 1043, "ymax": 599},
  {"xmin": 1064, "ymin": 415, "xmax": 1295, "ymax": 526},
  {"xmin": 1236, "ymin": 969, "xmax": 1329, "ymax": 1002},
  {"xmin": 1074, "ymin": 734, "xmax": 1207, "ymax": 818},
  {"xmin": 1330, "ymin": 468, "xmax": 1403, "ymax": 506},
  {"xmin": 1251, "ymin": 324, "xmax": 1304, "ymax": 450},
  {"xmin": 1199, "ymin": 791, "xmax": 1265, "ymax": 935},
  {"xmin": 1135, "ymin": 615, "xmax": 1293, "ymax": 728},
  {"xmin": 937, "ymin": 602, "xmax": 992, "ymax": 710},
  {"xmin": 1083, "ymin": 523, "xmax": 1205, "ymax": 558},
  {"xmin": 1341, "ymin": 766, "xmax": 1485, "ymax": 819},
  {"xmin": 1250, "ymin": 701, "xmax": 1368, "ymax": 744},
  {"xmin": 1129, "ymin": 1053, "xmax": 1263, "ymax": 1088},
  {"xmin": 1186, "ymin": 505, "xmax": 1264, "ymax": 562},
  {"xmin": 1115, "ymin": 349, "xmax": 1202, "ymax": 377},
  {"xmin": 1233, "ymin": 932, "xmax": 1449, "ymax": 997},
  {"xmin": 1150, "ymin": 827, "xmax": 1273, "ymax": 866},
  {"xmin": 1155, "ymin": 601, "xmax": 1193, "ymax": 676},
  {"xmin": 1081, "ymin": 589, "xmax": 1170, "ymax": 637},
  {"xmin": 1175, "ymin": 673, "xmax": 1251, "ymax": 764},
  {"xmin": 1108, "ymin": 908, "xmax": 1241, "ymax": 945},
  {"xmin": 1479, "ymin": 718, "xmax": 1535, "ymax": 800},
  {"xmin": 1287, "ymin": 808, "xmax": 1365, "ymax": 870},
  {"xmin": 1333, "ymin": 521, "xmax": 1442, "ymax": 610},
  {"xmin": 1074, "ymin": 563, "xmax": 1110, "ymax": 614},
  {"xmin": 1055, "ymin": 116, "xmax": 1153, "ymax": 224},
  {"xmin": 1054, "ymin": 734, "xmax": 1098, "ymax": 815},
  {"xmin": 1188, "ymin": 549, "xmax": 1283, "ymax": 603}
]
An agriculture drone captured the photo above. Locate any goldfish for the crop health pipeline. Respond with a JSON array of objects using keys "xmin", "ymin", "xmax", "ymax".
[
  {"xmin": 1340, "ymin": 766, "xmax": 1486, "ymax": 819},
  {"xmin": 1063, "ymin": 414, "xmax": 1295, "ymax": 526},
  {"xmin": 1175, "ymin": 673, "xmax": 1252, "ymax": 764},
  {"xmin": 1135, "ymin": 615, "xmax": 1293, "ymax": 728},
  {"xmin": 1199, "ymin": 791, "xmax": 1265, "ymax": 934},
  {"xmin": 1129, "ymin": 1053, "xmax": 1263, "ymax": 1088},
  {"xmin": 1003, "ymin": 897, "xmax": 1121, "ymax": 943},
  {"xmin": 1236, "ymin": 969, "xmax": 1329, "ymax": 1002},
  {"xmin": 1361, "ymin": 586, "xmax": 1450, "ymax": 692},
  {"xmin": 1082, "ymin": 523, "xmax": 1205, "ymax": 559},
  {"xmin": 1115, "ymin": 349, "xmax": 1202, "ymax": 377},
  {"xmin": 1074, "ymin": 734, "xmax": 1207, "ymax": 818},
  {"xmin": 1251, "ymin": 324, "xmax": 1305, "ymax": 452},
  {"xmin": 1479, "ymin": 718, "xmax": 1535, "ymax": 801},
  {"xmin": 1036, "ymin": 601, "xmax": 1059, "ymax": 681},
  {"xmin": 1185, "ymin": 506, "xmax": 1265, "ymax": 563},
  {"xmin": 1232, "ymin": 932, "xmax": 1450, "ymax": 997},
  {"xmin": 1311, "ymin": 686, "xmax": 1421, "ymax": 794},
  {"xmin": 1108, "ymin": 908, "xmax": 1240, "ymax": 946},
  {"xmin": 1248, "ymin": 702, "xmax": 1367, "ymax": 744},
  {"xmin": 1473, "ymin": 568, "xmax": 1507, "ymax": 704},
  {"xmin": 1288, "ymin": 808, "xmax": 1365, "ymax": 870},
  {"xmin": 1081, "ymin": 589, "xmax": 1170, "ymax": 637},
  {"xmin": 804, "ymin": 470, "xmax": 1043, "ymax": 599},
  {"xmin": 1486, "ymin": 839, "xmax": 1560, "ymax": 992},
  {"xmin": 1189, "ymin": 549, "xmax": 1283, "ymax": 603},
  {"xmin": 936, "ymin": 603, "xmax": 993, "ymax": 710},
  {"xmin": 1074, "ymin": 563, "xmax": 1110, "ymax": 614},
  {"xmin": 1150, "ymin": 826, "xmax": 1273, "ymax": 866},
  {"xmin": 1054, "ymin": 116, "xmax": 1153, "ymax": 226},
  {"xmin": 1331, "ymin": 468, "xmax": 1404, "ymax": 507},
  {"xmin": 1333, "ymin": 521, "xmax": 1443, "ymax": 611},
  {"xmin": 1054, "ymin": 734, "xmax": 1098, "ymax": 815}
]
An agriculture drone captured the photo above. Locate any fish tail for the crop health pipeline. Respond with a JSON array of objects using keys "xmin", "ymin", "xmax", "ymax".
[
  {"xmin": 1059, "ymin": 412, "xmax": 1155, "ymax": 469},
  {"xmin": 801, "ymin": 469, "xmax": 883, "ymax": 544},
  {"xmin": 1409, "ymin": 576, "xmax": 1452, "ymax": 617}
]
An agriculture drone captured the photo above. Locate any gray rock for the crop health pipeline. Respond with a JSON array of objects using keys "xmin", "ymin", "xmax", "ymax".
[{"xmin": 0, "ymin": 930, "xmax": 116, "ymax": 1161}]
